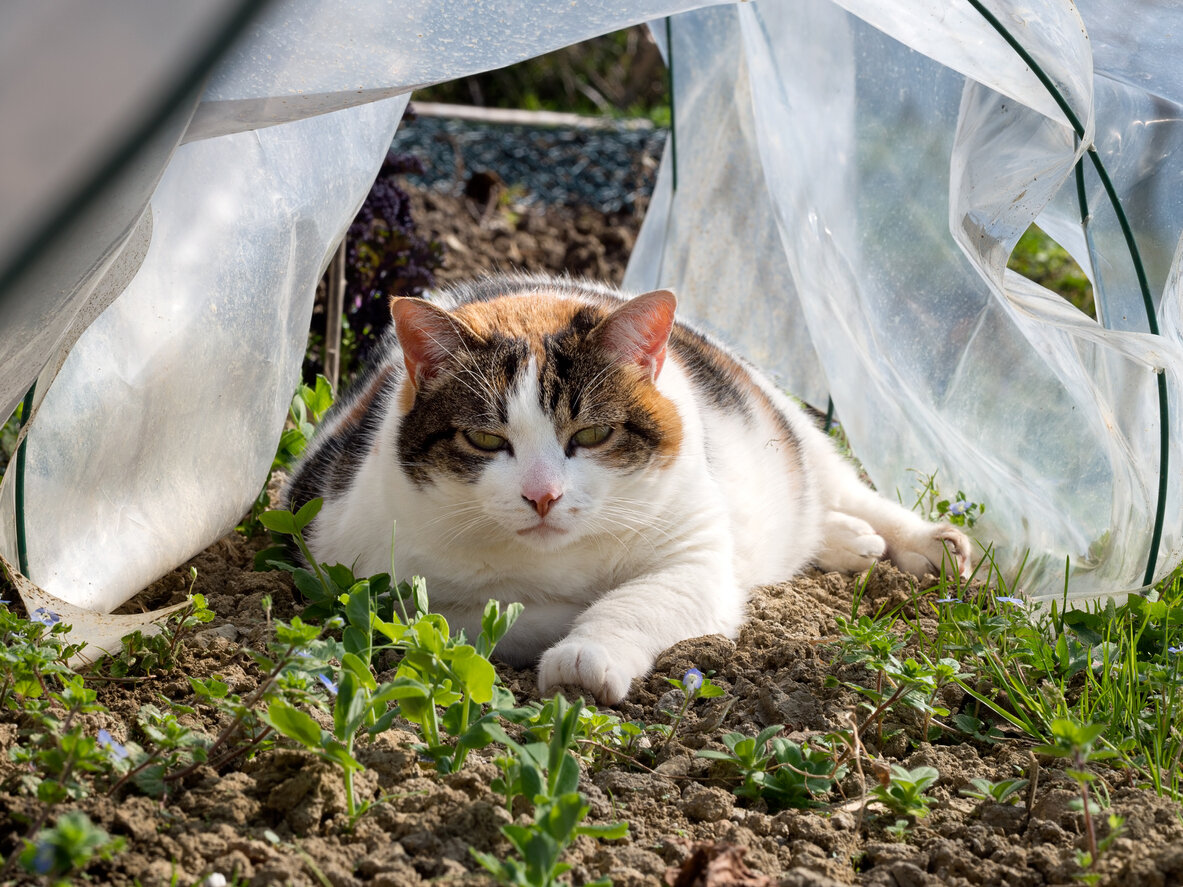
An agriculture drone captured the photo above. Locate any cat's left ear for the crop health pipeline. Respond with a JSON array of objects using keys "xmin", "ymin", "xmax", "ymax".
[
  {"xmin": 390, "ymin": 297, "xmax": 480, "ymax": 389},
  {"xmin": 593, "ymin": 289, "xmax": 677, "ymax": 382}
]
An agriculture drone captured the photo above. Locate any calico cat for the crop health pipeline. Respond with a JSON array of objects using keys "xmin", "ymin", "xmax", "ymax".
[{"xmin": 284, "ymin": 274, "xmax": 971, "ymax": 704}]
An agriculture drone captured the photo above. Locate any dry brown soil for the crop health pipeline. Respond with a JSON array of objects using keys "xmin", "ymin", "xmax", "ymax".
[{"xmin": 2, "ymin": 180, "xmax": 1181, "ymax": 886}]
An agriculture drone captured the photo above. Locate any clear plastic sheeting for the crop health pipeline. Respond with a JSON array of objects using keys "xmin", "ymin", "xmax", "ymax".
[
  {"xmin": 629, "ymin": 0, "xmax": 1183, "ymax": 598},
  {"xmin": 187, "ymin": 0, "xmax": 722, "ymax": 141},
  {"xmin": 1, "ymin": 99, "xmax": 407, "ymax": 612},
  {"xmin": 622, "ymin": 6, "xmax": 830, "ymax": 408},
  {"xmin": 4, "ymin": 0, "xmax": 1183, "ymax": 629}
]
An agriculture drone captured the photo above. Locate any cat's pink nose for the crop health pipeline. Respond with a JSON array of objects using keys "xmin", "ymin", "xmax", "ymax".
[{"xmin": 523, "ymin": 491, "xmax": 561, "ymax": 517}]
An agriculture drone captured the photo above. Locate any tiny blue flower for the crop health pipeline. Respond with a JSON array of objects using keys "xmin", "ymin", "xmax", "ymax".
[
  {"xmin": 936, "ymin": 596, "xmax": 960, "ymax": 604},
  {"xmin": 31, "ymin": 608, "xmax": 60, "ymax": 627},
  {"xmin": 317, "ymin": 673, "xmax": 338, "ymax": 695},
  {"xmin": 32, "ymin": 841, "xmax": 55, "ymax": 875},
  {"xmin": 1168, "ymin": 645, "xmax": 1183, "ymax": 656},
  {"xmin": 682, "ymin": 668, "xmax": 704, "ymax": 695},
  {"xmin": 948, "ymin": 500, "xmax": 970, "ymax": 516},
  {"xmin": 97, "ymin": 728, "xmax": 129, "ymax": 760},
  {"xmin": 995, "ymin": 596, "xmax": 1024, "ymax": 606}
]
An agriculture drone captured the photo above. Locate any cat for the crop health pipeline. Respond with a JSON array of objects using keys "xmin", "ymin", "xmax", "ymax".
[{"xmin": 284, "ymin": 273, "xmax": 972, "ymax": 704}]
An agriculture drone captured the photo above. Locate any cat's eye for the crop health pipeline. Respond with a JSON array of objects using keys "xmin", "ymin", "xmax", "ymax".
[
  {"xmin": 462, "ymin": 430, "xmax": 509, "ymax": 452},
  {"xmin": 570, "ymin": 425, "xmax": 613, "ymax": 449}
]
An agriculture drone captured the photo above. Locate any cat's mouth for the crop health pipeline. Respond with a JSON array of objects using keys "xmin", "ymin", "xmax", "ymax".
[{"xmin": 516, "ymin": 523, "xmax": 568, "ymax": 540}]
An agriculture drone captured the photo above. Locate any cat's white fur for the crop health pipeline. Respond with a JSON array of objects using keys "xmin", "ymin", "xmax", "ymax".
[{"xmin": 303, "ymin": 282, "xmax": 971, "ymax": 704}]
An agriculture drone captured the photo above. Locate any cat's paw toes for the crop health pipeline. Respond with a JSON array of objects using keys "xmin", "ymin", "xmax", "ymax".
[
  {"xmin": 815, "ymin": 514, "xmax": 887, "ymax": 573},
  {"xmin": 890, "ymin": 524, "xmax": 973, "ymax": 578},
  {"xmin": 537, "ymin": 640, "xmax": 641, "ymax": 705}
]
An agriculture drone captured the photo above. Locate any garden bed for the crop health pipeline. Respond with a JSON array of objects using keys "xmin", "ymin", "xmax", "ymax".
[
  {"xmin": 1, "ymin": 121, "xmax": 1180, "ymax": 886},
  {"xmin": 6, "ymin": 528, "xmax": 1181, "ymax": 886}
]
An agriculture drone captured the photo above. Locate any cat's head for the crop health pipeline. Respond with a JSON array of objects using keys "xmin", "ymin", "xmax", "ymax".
[{"xmin": 390, "ymin": 285, "xmax": 683, "ymax": 550}]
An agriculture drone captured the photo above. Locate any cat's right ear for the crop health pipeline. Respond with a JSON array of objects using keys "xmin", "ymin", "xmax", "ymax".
[
  {"xmin": 592, "ymin": 289, "xmax": 677, "ymax": 382},
  {"xmin": 390, "ymin": 297, "xmax": 474, "ymax": 389}
]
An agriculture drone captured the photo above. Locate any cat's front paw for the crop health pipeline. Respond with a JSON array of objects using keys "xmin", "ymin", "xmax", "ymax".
[
  {"xmin": 815, "ymin": 513, "xmax": 887, "ymax": 573},
  {"xmin": 889, "ymin": 523, "xmax": 973, "ymax": 578},
  {"xmin": 537, "ymin": 638, "xmax": 646, "ymax": 705}
]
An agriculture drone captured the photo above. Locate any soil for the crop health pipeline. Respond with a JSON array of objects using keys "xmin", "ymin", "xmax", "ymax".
[{"xmin": 3, "ymin": 174, "xmax": 1181, "ymax": 886}]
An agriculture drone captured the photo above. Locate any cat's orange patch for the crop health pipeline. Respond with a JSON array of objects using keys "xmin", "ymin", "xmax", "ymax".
[
  {"xmin": 453, "ymin": 292, "xmax": 602, "ymax": 363},
  {"xmin": 635, "ymin": 380, "xmax": 683, "ymax": 465},
  {"xmin": 396, "ymin": 377, "xmax": 417, "ymax": 414}
]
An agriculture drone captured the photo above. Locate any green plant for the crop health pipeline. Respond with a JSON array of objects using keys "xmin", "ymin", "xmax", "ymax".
[
  {"xmin": 960, "ymin": 775, "xmax": 1029, "ymax": 805},
  {"xmin": 92, "ymin": 573, "xmax": 214, "ymax": 679},
  {"xmin": 17, "ymin": 809, "xmax": 125, "ymax": 885},
  {"xmin": 654, "ymin": 667, "xmax": 726, "ymax": 747},
  {"xmin": 111, "ymin": 703, "xmax": 212, "ymax": 797},
  {"xmin": 910, "ymin": 470, "xmax": 985, "ymax": 529},
  {"xmin": 833, "ymin": 611, "xmax": 962, "ymax": 743},
  {"xmin": 506, "ymin": 696, "xmax": 653, "ymax": 771},
  {"xmin": 697, "ymin": 725, "xmax": 847, "ymax": 811},
  {"xmin": 884, "ymin": 819, "xmax": 911, "ymax": 841},
  {"xmin": 263, "ymin": 589, "xmax": 520, "ymax": 823},
  {"xmin": 108, "ymin": 614, "xmax": 333, "ymax": 799},
  {"xmin": 1033, "ymin": 718, "xmax": 1120, "ymax": 881},
  {"xmin": 239, "ymin": 375, "xmax": 334, "ymax": 536},
  {"xmin": 257, "ymin": 498, "xmax": 524, "ymax": 774},
  {"xmin": 870, "ymin": 764, "xmax": 940, "ymax": 820},
  {"xmin": 263, "ymin": 664, "xmax": 375, "ymax": 826},
  {"xmin": 0, "ymin": 601, "xmax": 82, "ymax": 712},
  {"xmin": 10, "ymin": 676, "xmax": 111, "ymax": 803},
  {"xmin": 475, "ymin": 695, "xmax": 628, "ymax": 887}
]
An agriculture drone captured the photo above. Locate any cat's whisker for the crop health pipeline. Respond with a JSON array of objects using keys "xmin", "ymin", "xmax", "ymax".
[
  {"xmin": 428, "ymin": 318, "xmax": 506, "ymax": 408},
  {"xmin": 592, "ymin": 511, "xmax": 674, "ymax": 550},
  {"xmin": 416, "ymin": 506, "xmax": 488, "ymax": 532},
  {"xmin": 598, "ymin": 499, "xmax": 678, "ymax": 532},
  {"xmin": 582, "ymin": 517, "xmax": 634, "ymax": 557},
  {"xmin": 456, "ymin": 362, "xmax": 503, "ymax": 408},
  {"xmin": 435, "ymin": 364, "xmax": 493, "ymax": 405},
  {"xmin": 438, "ymin": 513, "xmax": 498, "ymax": 548}
]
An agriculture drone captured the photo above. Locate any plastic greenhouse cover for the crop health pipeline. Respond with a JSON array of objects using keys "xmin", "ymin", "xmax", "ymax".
[
  {"xmin": 2, "ymin": 0, "xmax": 1183, "ymax": 654},
  {"xmin": 631, "ymin": 0, "xmax": 1183, "ymax": 601}
]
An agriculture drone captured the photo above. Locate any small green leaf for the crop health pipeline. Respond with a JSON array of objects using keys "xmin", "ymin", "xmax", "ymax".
[
  {"xmin": 552, "ymin": 751, "xmax": 581, "ymax": 798},
  {"xmin": 343, "ymin": 626, "xmax": 371, "ymax": 659},
  {"xmin": 257, "ymin": 509, "xmax": 297, "ymax": 535},
  {"xmin": 412, "ymin": 576, "xmax": 430, "ymax": 617},
  {"xmin": 321, "ymin": 739, "xmax": 363, "ymax": 773},
  {"xmin": 37, "ymin": 780, "xmax": 68, "ymax": 805},
  {"xmin": 263, "ymin": 699, "xmax": 323, "ymax": 749},
  {"xmin": 450, "ymin": 647, "xmax": 495, "ymax": 704},
  {"xmin": 579, "ymin": 821, "xmax": 629, "ymax": 840},
  {"xmin": 254, "ymin": 545, "xmax": 294, "ymax": 572},
  {"xmin": 325, "ymin": 563, "xmax": 356, "ymax": 591},
  {"xmin": 341, "ymin": 652, "xmax": 377, "ymax": 691},
  {"xmin": 293, "ymin": 497, "xmax": 323, "ymax": 531}
]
